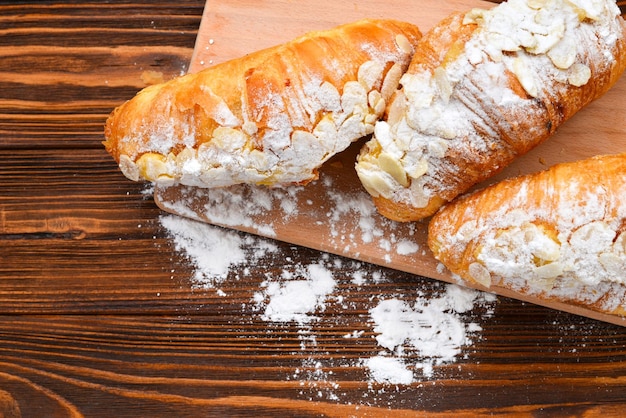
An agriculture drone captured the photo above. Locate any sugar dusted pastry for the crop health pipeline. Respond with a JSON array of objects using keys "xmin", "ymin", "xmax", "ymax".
[
  {"xmin": 428, "ymin": 153, "xmax": 626, "ymax": 316},
  {"xmin": 355, "ymin": 0, "xmax": 626, "ymax": 221},
  {"xmin": 103, "ymin": 19, "xmax": 422, "ymax": 188}
]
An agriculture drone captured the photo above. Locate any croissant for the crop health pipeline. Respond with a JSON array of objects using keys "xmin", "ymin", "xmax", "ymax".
[
  {"xmin": 428, "ymin": 153, "xmax": 626, "ymax": 316},
  {"xmin": 103, "ymin": 19, "xmax": 422, "ymax": 188},
  {"xmin": 355, "ymin": 0, "xmax": 626, "ymax": 222}
]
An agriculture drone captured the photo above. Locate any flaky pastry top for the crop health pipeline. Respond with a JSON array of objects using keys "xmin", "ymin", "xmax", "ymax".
[
  {"xmin": 104, "ymin": 19, "xmax": 422, "ymax": 188},
  {"xmin": 356, "ymin": 0, "xmax": 626, "ymax": 221}
]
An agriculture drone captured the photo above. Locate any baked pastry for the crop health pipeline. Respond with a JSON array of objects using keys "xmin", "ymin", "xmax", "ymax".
[
  {"xmin": 103, "ymin": 19, "xmax": 422, "ymax": 188},
  {"xmin": 355, "ymin": 0, "xmax": 626, "ymax": 221},
  {"xmin": 428, "ymin": 153, "xmax": 626, "ymax": 316}
]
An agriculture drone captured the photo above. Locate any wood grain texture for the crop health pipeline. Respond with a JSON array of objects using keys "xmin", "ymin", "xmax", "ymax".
[
  {"xmin": 0, "ymin": 313, "xmax": 625, "ymax": 417},
  {"xmin": 2, "ymin": 1, "xmax": 626, "ymax": 416}
]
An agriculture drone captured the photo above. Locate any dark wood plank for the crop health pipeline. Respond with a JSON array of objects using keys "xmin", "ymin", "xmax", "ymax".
[
  {"xmin": 0, "ymin": 1, "xmax": 202, "ymax": 150},
  {"xmin": 1, "ymin": 312, "xmax": 626, "ymax": 417}
]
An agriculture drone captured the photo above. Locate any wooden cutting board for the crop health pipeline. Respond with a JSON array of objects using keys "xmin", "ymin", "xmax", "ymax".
[{"xmin": 155, "ymin": 0, "xmax": 626, "ymax": 326}]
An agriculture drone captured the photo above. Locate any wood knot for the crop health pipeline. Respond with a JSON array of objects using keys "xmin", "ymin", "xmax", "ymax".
[{"xmin": 0, "ymin": 389, "xmax": 21, "ymax": 418}]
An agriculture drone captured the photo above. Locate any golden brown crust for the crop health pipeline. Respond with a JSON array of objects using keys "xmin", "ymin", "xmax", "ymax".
[
  {"xmin": 428, "ymin": 153, "xmax": 626, "ymax": 317},
  {"xmin": 407, "ymin": 13, "xmax": 478, "ymax": 75},
  {"xmin": 372, "ymin": 194, "xmax": 445, "ymax": 222},
  {"xmin": 355, "ymin": 0, "xmax": 626, "ymax": 222},
  {"xmin": 103, "ymin": 19, "xmax": 422, "ymax": 188}
]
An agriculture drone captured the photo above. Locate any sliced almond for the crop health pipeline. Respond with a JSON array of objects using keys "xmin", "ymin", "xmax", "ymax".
[
  {"xmin": 317, "ymin": 81, "xmax": 342, "ymax": 112},
  {"xmin": 433, "ymin": 67, "xmax": 453, "ymax": 104},
  {"xmin": 358, "ymin": 60, "xmax": 384, "ymax": 91},
  {"xmin": 565, "ymin": 0, "xmax": 604, "ymax": 21},
  {"xmin": 487, "ymin": 32, "xmax": 521, "ymax": 53},
  {"xmin": 356, "ymin": 165, "xmax": 393, "ymax": 198},
  {"xmin": 242, "ymin": 121, "xmax": 258, "ymax": 136},
  {"xmin": 599, "ymin": 253, "xmax": 624, "ymax": 275},
  {"xmin": 119, "ymin": 154, "xmax": 140, "ymax": 182},
  {"xmin": 340, "ymin": 81, "xmax": 367, "ymax": 115},
  {"xmin": 527, "ymin": 0, "xmax": 548, "ymax": 9},
  {"xmin": 512, "ymin": 57, "xmax": 538, "ymax": 97},
  {"xmin": 368, "ymin": 90, "xmax": 385, "ymax": 115},
  {"xmin": 535, "ymin": 262, "xmax": 564, "ymax": 280},
  {"xmin": 137, "ymin": 152, "xmax": 169, "ymax": 182},
  {"xmin": 381, "ymin": 62, "xmax": 405, "ymax": 101},
  {"xmin": 395, "ymin": 34, "xmax": 413, "ymax": 54},
  {"xmin": 377, "ymin": 152, "xmax": 409, "ymax": 187},
  {"xmin": 463, "ymin": 8, "xmax": 486, "ymax": 25},
  {"xmin": 407, "ymin": 158, "xmax": 429, "ymax": 180},
  {"xmin": 526, "ymin": 22, "xmax": 566, "ymax": 55},
  {"xmin": 313, "ymin": 114, "xmax": 337, "ymax": 135},
  {"xmin": 567, "ymin": 63, "xmax": 591, "ymax": 86},
  {"xmin": 386, "ymin": 91, "xmax": 407, "ymax": 126},
  {"xmin": 469, "ymin": 262, "xmax": 492, "ymax": 288},
  {"xmin": 211, "ymin": 127, "xmax": 247, "ymax": 152},
  {"xmin": 547, "ymin": 37, "xmax": 577, "ymax": 69},
  {"xmin": 175, "ymin": 146, "xmax": 195, "ymax": 165}
]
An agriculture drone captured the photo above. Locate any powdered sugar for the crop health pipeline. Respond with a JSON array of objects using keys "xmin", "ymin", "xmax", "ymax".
[
  {"xmin": 155, "ymin": 164, "xmax": 423, "ymax": 263},
  {"xmin": 158, "ymin": 211, "xmax": 497, "ymax": 402},
  {"xmin": 364, "ymin": 356, "xmax": 414, "ymax": 385},
  {"xmin": 151, "ymin": 138, "xmax": 507, "ymax": 398},
  {"xmin": 366, "ymin": 286, "xmax": 494, "ymax": 382},
  {"xmin": 160, "ymin": 215, "xmax": 247, "ymax": 282},
  {"xmin": 396, "ymin": 239, "xmax": 420, "ymax": 255},
  {"xmin": 255, "ymin": 262, "xmax": 337, "ymax": 323},
  {"xmin": 160, "ymin": 214, "xmax": 278, "ymax": 289}
]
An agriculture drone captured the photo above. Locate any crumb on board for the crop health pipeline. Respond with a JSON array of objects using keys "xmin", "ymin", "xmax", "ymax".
[{"xmin": 141, "ymin": 70, "xmax": 165, "ymax": 86}]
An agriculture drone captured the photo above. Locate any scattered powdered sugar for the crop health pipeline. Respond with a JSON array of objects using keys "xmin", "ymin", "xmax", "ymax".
[
  {"xmin": 160, "ymin": 214, "xmax": 278, "ymax": 289},
  {"xmin": 364, "ymin": 356, "xmax": 414, "ymax": 385},
  {"xmin": 156, "ymin": 169, "xmax": 422, "ymax": 262},
  {"xmin": 396, "ymin": 239, "xmax": 420, "ymax": 255},
  {"xmin": 320, "ymin": 176, "xmax": 423, "ymax": 261},
  {"xmin": 254, "ymin": 262, "xmax": 337, "ymax": 323},
  {"xmin": 365, "ymin": 286, "xmax": 495, "ymax": 382},
  {"xmin": 157, "ymin": 183, "xmax": 305, "ymax": 238},
  {"xmin": 323, "ymin": 178, "xmax": 388, "ymax": 246},
  {"xmin": 160, "ymin": 215, "xmax": 246, "ymax": 281},
  {"xmin": 158, "ymin": 212, "xmax": 497, "ymax": 402}
]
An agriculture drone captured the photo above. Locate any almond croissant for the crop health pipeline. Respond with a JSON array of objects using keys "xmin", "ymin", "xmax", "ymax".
[
  {"xmin": 355, "ymin": 0, "xmax": 626, "ymax": 221},
  {"xmin": 103, "ymin": 19, "xmax": 422, "ymax": 188},
  {"xmin": 428, "ymin": 153, "xmax": 626, "ymax": 317}
]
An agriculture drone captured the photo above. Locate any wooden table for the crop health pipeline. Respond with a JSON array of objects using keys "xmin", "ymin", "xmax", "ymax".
[{"xmin": 2, "ymin": 1, "xmax": 626, "ymax": 416}]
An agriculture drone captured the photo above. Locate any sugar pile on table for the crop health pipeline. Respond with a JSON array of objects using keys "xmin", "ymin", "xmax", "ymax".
[
  {"xmin": 160, "ymin": 214, "xmax": 278, "ymax": 290},
  {"xmin": 366, "ymin": 285, "xmax": 492, "ymax": 381},
  {"xmin": 159, "ymin": 213, "xmax": 496, "ymax": 396},
  {"xmin": 253, "ymin": 261, "xmax": 337, "ymax": 323}
]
